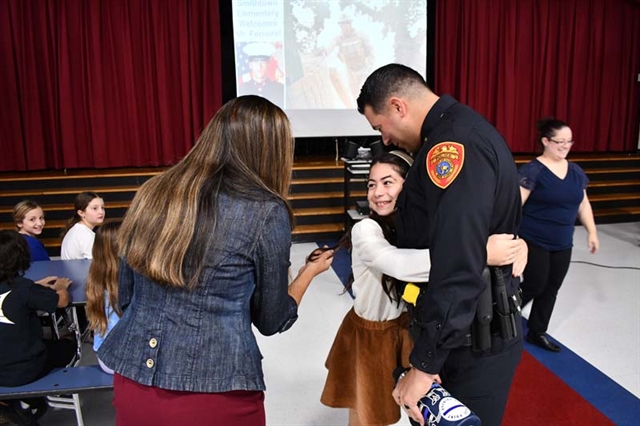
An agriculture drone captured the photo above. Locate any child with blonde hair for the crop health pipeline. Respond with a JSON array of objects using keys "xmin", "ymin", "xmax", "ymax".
[{"xmin": 13, "ymin": 200, "xmax": 49, "ymax": 261}]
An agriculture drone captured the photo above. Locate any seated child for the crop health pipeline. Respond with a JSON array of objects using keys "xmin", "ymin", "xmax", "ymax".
[
  {"xmin": 12, "ymin": 200, "xmax": 50, "ymax": 261},
  {"xmin": 0, "ymin": 230, "xmax": 77, "ymax": 423},
  {"xmin": 85, "ymin": 220, "xmax": 122, "ymax": 374},
  {"xmin": 0, "ymin": 230, "xmax": 76, "ymax": 387},
  {"xmin": 61, "ymin": 192, "xmax": 105, "ymax": 260}
]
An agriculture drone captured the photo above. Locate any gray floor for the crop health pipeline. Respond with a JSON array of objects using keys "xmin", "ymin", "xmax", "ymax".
[{"xmin": 39, "ymin": 222, "xmax": 640, "ymax": 425}]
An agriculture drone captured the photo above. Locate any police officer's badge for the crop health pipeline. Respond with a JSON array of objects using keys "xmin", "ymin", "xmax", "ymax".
[{"xmin": 426, "ymin": 142, "xmax": 465, "ymax": 189}]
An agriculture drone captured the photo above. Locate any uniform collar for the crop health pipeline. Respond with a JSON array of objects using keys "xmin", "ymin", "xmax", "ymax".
[{"xmin": 420, "ymin": 94, "xmax": 459, "ymax": 142}]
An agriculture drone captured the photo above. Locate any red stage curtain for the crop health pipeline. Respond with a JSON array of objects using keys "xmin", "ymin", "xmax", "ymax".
[
  {"xmin": 435, "ymin": 0, "xmax": 640, "ymax": 153},
  {"xmin": 0, "ymin": 0, "xmax": 222, "ymax": 171}
]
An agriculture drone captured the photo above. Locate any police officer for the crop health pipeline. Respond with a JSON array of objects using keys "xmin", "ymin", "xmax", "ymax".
[
  {"xmin": 238, "ymin": 42, "xmax": 284, "ymax": 108},
  {"xmin": 356, "ymin": 64, "xmax": 523, "ymax": 426}
]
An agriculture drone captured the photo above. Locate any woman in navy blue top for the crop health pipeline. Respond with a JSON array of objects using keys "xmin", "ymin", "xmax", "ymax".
[{"xmin": 518, "ymin": 118, "xmax": 599, "ymax": 352}]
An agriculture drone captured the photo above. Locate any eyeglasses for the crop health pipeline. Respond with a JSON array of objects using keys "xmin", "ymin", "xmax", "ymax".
[{"xmin": 548, "ymin": 139, "xmax": 575, "ymax": 146}]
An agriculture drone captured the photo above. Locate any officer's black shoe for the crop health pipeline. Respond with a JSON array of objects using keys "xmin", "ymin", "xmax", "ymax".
[{"xmin": 526, "ymin": 331, "xmax": 561, "ymax": 352}]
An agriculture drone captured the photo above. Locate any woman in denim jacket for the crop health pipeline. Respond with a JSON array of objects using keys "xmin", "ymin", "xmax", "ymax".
[{"xmin": 98, "ymin": 96, "xmax": 334, "ymax": 425}]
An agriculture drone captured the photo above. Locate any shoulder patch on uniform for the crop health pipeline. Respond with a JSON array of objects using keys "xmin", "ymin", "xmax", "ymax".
[{"xmin": 425, "ymin": 142, "xmax": 465, "ymax": 189}]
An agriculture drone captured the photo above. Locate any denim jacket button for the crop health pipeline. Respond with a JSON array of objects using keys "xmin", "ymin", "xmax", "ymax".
[
  {"xmin": 146, "ymin": 359, "xmax": 155, "ymax": 368},
  {"xmin": 149, "ymin": 338, "xmax": 158, "ymax": 348}
]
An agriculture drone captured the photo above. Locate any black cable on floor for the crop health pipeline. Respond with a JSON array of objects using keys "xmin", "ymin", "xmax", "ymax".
[{"xmin": 571, "ymin": 260, "xmax": 640, "ymax": 271}]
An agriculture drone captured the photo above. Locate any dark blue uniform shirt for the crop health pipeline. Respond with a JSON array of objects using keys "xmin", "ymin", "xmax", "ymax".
[{"xmin": 396, "ymin": 95, "xmax": 521, "ymax": 374}]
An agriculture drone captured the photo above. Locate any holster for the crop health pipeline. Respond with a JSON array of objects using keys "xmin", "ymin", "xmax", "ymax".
[
  {"xmin": 490, "ymin": 265, "xmax": 519, "ymax": 340},
  {"xmin": 471, "ymin": 266, "xmax": 521, "ymax": 352},
  {"xmin": 471, "ymin": 268, "xmax": 493, "ymax": 351}
]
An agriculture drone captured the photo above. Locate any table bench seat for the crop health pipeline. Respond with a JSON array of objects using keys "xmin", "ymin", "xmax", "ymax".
[
  {"xmin": 0, "ymin": 365, "xmax": 113, "ymax": 400},
  {"xmin": 0, "ymin": 365, "xmax": 113, "ymax": 426}
]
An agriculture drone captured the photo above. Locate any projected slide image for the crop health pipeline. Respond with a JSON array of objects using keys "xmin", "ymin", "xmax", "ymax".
[
  {"xmin": 232, "ymin": 0, "xmax": 427, "ymax": 137},
  {"xmin": 285, "ymin": 4, "xmax": 373, "ymax": 109},
  {"xmin": 236, "ymin": 41, "xmax": 285, "ymax": 109}
]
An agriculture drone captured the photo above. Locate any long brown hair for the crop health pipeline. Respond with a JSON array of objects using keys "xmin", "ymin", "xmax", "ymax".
[
  {"xmin": 86, "ymin": 220, "xmax": 122, "ymax": 335},
  {"xmin": 119, "ymin": 96, "xmax": 295, "ymax": 288},
  {"xmin": 309, "ymin": 152, "xmax": 413, "ymax": 304},
  {"xmin": 61, "ymin": 191, "xmax": 102, "ymax": 240}
]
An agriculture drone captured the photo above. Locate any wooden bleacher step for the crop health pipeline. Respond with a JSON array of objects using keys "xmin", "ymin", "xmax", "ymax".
[
  {"xmin": 589, "ymin": 193, "xmax": 640, "ymax": 202},
  {"xmin": 584, "ymin": 167, "xmax": 640, "ymax": 175},
  {"xmin": 288, "ymin": 190, "xmax": 366, "ymax": 201},
  {"xmin": 588, "ymin": 179, "xmax": 640, "ymax": 188},
  {"xmin": 291, "ymin": 177, "xmax": 344, "ymax": 185},
  {"xmin": 1, "ymin": 186, "xmax": 140, "ymax": 198},
  {"xmin": 595, "ymin": 206, "xmax": 640, "ymax": 217},
  {"xmin": 0, "ymin": 167, "xmax": 163, "ymax": 183},
  {"xmin": 292, "ymin": 223, "xmax": 344, "ymax": 235},
  {"xmin": 0, "ymin": 200, "xmax": 132, "ymax": 215},
  {"xmin": 288, "ymin": 191, "xmax": 343, "ymax": 201},
  {"xmin": 293, "ymin": 206, "xmax": 344, "ymax": 216}
]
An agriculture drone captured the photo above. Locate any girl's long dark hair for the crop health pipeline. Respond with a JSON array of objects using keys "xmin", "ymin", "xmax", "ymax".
[
  {"xmin": 61, "ymin": 191, "xmax": 101, "ymax": 240},
  {"xmin": 308, "ymin": 151, "xmax": 412, "ymax": 304},
  {"xmin": 370, "ymin": 210, "xmax": 401, "ymax": 303}
]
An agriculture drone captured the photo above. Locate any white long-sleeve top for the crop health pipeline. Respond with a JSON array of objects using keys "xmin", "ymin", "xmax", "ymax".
[
  {"xmin": 61, "ymin": 223, "xmax": 95, "ymax": 260},
  {"xmin": 351, "ymin": 218, "xmax": 431, "ymax": 321}
]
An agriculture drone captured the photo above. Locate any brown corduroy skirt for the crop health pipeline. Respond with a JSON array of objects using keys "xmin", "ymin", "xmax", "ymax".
[{"xmin": 320, "ymin": 308, "xmax": 413, "ymax": 425}]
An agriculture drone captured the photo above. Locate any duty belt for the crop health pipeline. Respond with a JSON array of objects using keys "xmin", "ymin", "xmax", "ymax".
[{"xmin": 401, "ymin": 267, "xmax": 521, "ymax": 352}]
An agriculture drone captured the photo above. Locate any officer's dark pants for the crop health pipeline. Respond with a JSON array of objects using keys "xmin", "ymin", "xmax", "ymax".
[
  {"xmin": 438, "ymin": 327, "xmax": 523, "ymax": 426},
  {"xmin": 520, "ymin": 240, "xmax": 572, "ymax": 334}
]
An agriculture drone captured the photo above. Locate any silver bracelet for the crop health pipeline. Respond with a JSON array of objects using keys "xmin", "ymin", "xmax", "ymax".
[{"xmin": 397, "ymin": 370, "xmax": 408, "ymax": 382}]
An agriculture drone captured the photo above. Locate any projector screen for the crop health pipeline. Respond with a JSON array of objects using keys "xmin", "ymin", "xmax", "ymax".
[{"xmin": 231, "ymin": 0, "xmax": 428, "ymax": 138}]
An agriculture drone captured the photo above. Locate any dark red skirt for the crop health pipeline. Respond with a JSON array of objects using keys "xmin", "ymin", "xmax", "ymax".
[{"xmin": 113, "ymin": 373, "xmax": 265, "ymax": 426}]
